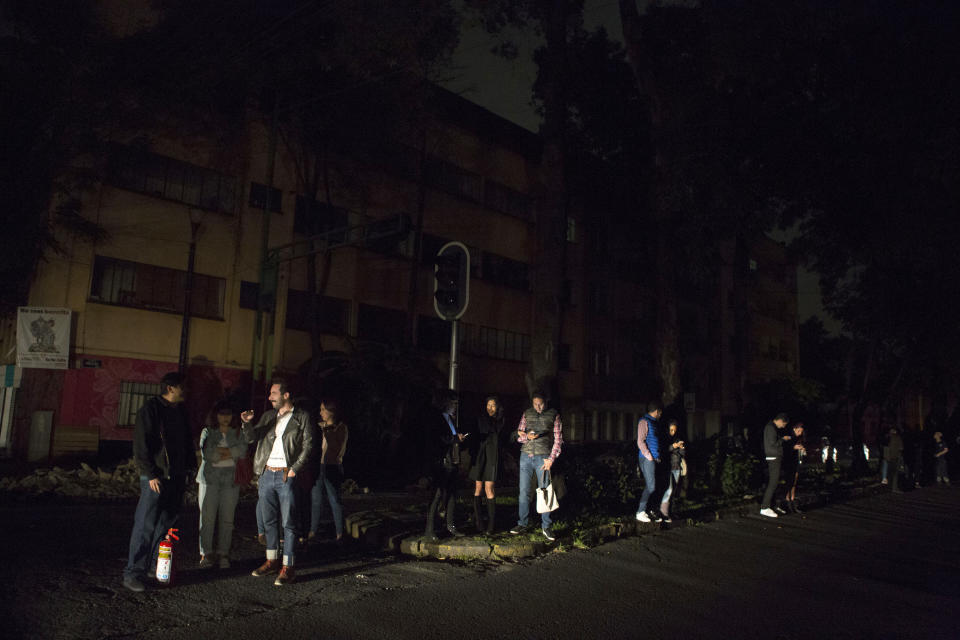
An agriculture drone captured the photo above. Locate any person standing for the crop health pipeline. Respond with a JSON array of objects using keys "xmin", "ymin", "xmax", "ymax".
[
  {"xmin": 468, "ymin": 395, "xmax": 504, "ymax": 534},
  {"xmin": 783, "ymin": 422, "xmax": 807, "ymax": 513},
  {"xmin": 510, "ymin": 391, "xmax": 563, "ymax": 541},
  {"xmin": 122, "ymin": 372, "xmax": 196, "ymax": 592},
  {"xmin": 309, "ymin": 399, "xmax": 349, "ymax": 543},
  {"xmin": 760, "ymin": 412, "xmax": 790, "ymax": 518},
  {"xmin": 933, "ymin": 431, "xmax": 950, "ymax": 485},
  {"xmin": 424, "ymin": 390, "xmax": 466, "ymax": 540},
  {"xmin": 658, "ymin": 419, "xmax": 685, "ymax": 523},
  {"xmin": 196, "ymin": 402, "xmax": 247, "ymax": 569},
  {"xmin": 635, "ymin": 402, "xmax": 663, "ymax": 523},
  {"xmin": 881, "ymin": 426, "xmax": 904, "ymax": 492},
  {"xmin": 241, "ymin": 378, "xmax": 316, "ymax": 586}
]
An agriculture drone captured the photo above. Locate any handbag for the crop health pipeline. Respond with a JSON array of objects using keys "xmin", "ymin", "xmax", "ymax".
[
  {"xmin": 536, "ymin": 470, "xmax": 560, "ymax": 513},
  {"xmin": 234, "ymin": 456, "xmax": 254, "ymax": 486}
]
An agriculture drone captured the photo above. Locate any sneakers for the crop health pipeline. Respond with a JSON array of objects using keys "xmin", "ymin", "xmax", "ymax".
[
  {"xmin": 542, "ymin": 528, "xmax": 556, "ymax": 541},
  {"xmin": 509, "ymin": 525, "xmax": 529, "ymax": 534},
  {"xmin": 648, "ymin": 510, "xmax": 663, "ymax": 523},
  {"xmin": 774, "ymin": 506, "xmax": 788, "ymax": 515},
  {"xmin": 251, "ymin": 559, "xmax": 280, "ymax": 577},
  {"xmin": 881, "ymin": 478, "xmax": 888, "ymax": 485},
  {"xmin": 635, "ymin": 511, "xmax": 651, "ymax": 523},
  {"xmin": 274, "ymin": 565, "xmax": 296, "ymax": 586},
  {"xmin": 759, "ymin": 508, "xmax": 779, "ymax": 518},
  {"xmin": 660, "ymin": 513, "xmax": 672, "ymax": 523},
  {"xmin": 219, "ymin": 556, "xmax": 231, "ymax": 569},
  {"xmin": 122, "ymin": 575, "xmax": 146, "ymax": 592},
  {"xmin": 446, "ymin": 525, "xmax": 465, "ymax": 538},
  {"xmin": 198, "ymin": 555, "xmax": 215, "ymax": 569}
]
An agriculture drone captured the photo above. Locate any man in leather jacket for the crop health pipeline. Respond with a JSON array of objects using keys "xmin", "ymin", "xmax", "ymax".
[{"xmin": 241, "ymin": 378, "xmax": 316, "ymax": 585}]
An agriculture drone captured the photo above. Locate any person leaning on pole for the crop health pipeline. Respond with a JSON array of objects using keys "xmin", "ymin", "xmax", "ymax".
[{"xmin": 240, "ymin": 378, "xmax": 316, "ymax": 586}]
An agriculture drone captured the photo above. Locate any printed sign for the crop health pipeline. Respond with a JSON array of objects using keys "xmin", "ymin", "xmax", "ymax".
[{"xmin": 17, "ymin": 307, "xmax": 71, "ymax": 370}]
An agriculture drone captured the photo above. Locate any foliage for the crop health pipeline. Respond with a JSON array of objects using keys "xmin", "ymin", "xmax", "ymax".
[
  {"xmin": 720, "ymin": 452, "xmax": 760, "ymax": 498},
  {"xmin": 560, "ymin": 450, "xmax": 640, "ymax": 516}
]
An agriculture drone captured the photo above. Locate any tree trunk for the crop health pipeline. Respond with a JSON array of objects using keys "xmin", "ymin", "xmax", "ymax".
[
  {"xmin": 618, "ymin": 0, "xmax": 682, "ymax": 407},
  {"xmin": 526, "ymin": 0, "xmax": 570, "ymax": 401}
]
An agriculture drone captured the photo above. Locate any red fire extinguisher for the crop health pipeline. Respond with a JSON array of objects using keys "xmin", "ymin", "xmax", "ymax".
[{"xmin": 156, "ymin": 528, "xmax": 180, "ymax": 585}]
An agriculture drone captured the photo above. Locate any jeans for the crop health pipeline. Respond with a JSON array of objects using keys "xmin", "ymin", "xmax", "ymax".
[
  {"xmin": 124, "ymin": 475, "xmax": 185, "ymax": 579},
  {"xmin": 198, "ymin": 466, "xmax": 240, "ymax": 558},
  {"xmin": 426, "ymin": 464, "xmax": 458, "ymax": 533},
  {"xmin": 517, "ymin": 454, "xmax": 552, "ymax": 529},
  {"xmin": 636, "ymin": 456, "xmax": 657, "ymax": 514},
  {"xmin": 660, "ymin": 469, "xmax": 681, "ymax": 513},
  {"xmin": 311, "ymin": 464, "xmax": 345, "ymax": 537},
  {"xmin": 881, "ymin": 459, "xmax": 889, "ymax": 481},
  {"xmin": 258, "ymin": 469, "xmax": 298, "ymax": 566},
  {"xmin": 761, "ymin": 458, "xmax": 782, "ymax": 509}
]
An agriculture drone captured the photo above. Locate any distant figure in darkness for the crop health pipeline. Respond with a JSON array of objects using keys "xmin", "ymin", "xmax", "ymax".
[
  {"xmin": 904, "ymin": 427, "xmax": 924, "ymax": 489},
  {"xmin": 658, "ymin": 419, "xmax": 685, "ymax": 523},
  {"xmin": 882, "ymin": 426, "xmax": 904, "ymax": 492},
  {"xmin": 760, "ymin": 412, "xmax": 791, "ymax": 518},
  {"xmin": 424, "ymin": 390, "xmax": 465, "ymax": 540},
  {"xmin": 933, "ymin": 431, "xmax": 950, "ymax": 485},
  {"xmin": 468, "ymin": 395, "xmax": 504, "ymax": 534},
  {"xmin": 783, "ymin": 422, "xmax": 807, "ymax": 513}
]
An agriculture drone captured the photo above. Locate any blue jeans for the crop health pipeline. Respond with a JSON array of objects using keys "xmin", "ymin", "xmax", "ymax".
[
  {"xmin": 124, "ymin": 475, "xmax": 185, "ymax": 579},
  {"xmin": 198, "ymin": 466, "xmax": 240, "ymax": 557},
  {"xmin": 517, "ymin": 454, "xmax": 552, "ymax": 529},
  {"xmin": 660, "ymin": 469, "xmax": 681, "ymax": 512},
  {"xmin": 258, "ymin": 469, "xmax": 298, "ymax": 566},
  {"xmin": 636, "ymin": 456, "xmax": 656, "ymax": 514},
  {"xmin": 311, "ymin": 464, "xmax": 345, "ymax": 537},
  {"xmin": 881, "ymin": 459, "xmax": 889, "ymax": 481}
]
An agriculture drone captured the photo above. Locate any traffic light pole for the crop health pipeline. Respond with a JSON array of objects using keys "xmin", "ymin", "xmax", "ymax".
[{"xmin": 448, "ymin": 319, "xmax": 459, "ymax": 391}]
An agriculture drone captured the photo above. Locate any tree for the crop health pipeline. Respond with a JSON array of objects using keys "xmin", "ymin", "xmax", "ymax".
[
  {"xmin": 466, "ymin": 0, "xmax": 580, "ymax": 401},
  {"xmin": 0, "ymin": 0, "xmax": 111, "ymax": 311}
]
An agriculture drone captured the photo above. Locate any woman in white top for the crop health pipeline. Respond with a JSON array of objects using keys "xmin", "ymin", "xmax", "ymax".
[{"xmin": 196, "ymin": 402, "xmax": 247, "ymax": 568}]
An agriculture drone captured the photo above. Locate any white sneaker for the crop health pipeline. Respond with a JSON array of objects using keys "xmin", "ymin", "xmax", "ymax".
[
  {"xmin": 759, "ymin": 508, "xmax": 779, "ymax": 518},
  {"xmin": 636, "ymin": 511, "xmax": 651, "ymax": 523}
]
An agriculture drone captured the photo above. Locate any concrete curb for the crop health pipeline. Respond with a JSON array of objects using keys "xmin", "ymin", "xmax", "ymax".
[{"xmin": 349, "ymin": 481, "xmax": 890, "ymax": 560}]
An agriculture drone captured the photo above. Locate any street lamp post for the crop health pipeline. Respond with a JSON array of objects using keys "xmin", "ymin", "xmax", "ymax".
[{"xmin": 178, "ymin": 209, "xmax": 202, "ymax": 373}]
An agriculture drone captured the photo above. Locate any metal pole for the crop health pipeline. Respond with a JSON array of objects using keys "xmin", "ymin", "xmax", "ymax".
[
  {"xmin": 178, "ymin": 220, "xmax": 200, "ymax": 373},
  {"xmin": 448, "ymin": 319, "xmax": 459, "ymax": 390}
]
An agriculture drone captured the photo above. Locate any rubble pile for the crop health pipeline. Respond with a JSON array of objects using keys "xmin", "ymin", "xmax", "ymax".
[{"xmin": 0, "ymin": 459, "xmax": 199, "ymax": 503}]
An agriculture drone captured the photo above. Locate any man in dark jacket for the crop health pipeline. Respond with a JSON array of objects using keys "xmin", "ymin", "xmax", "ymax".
[
  {"xmin": 241, "ymin": 378, "xmax": 315, "ymax": 586},
  {"xmin": 760, "ymin": 412, "xmax": 790, "ymax": 518},
  {"xmin": 424, "ymin": 390, "xmax": 465, "ymax": 540},
  {"xmin": 122, "ymin": 372, "xmax": 196, "ymax": 592}
]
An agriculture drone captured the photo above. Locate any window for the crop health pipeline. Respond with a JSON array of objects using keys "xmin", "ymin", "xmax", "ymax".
[
  {"xmin": 285, "ymin": 290, "xmax": 350, "ymax": 335},
  {"xmin": 559, "ymin": 343, "xmax": 572, "ymax": 371},
  {"xmin": 90, "ymin": 256, "xmax": 225, "ymax": 319},
  {"xmin": 484, "ymin": 180, "xmax": 532, "ymax": 221},
  {"xmin": 357, "ymin": 304, "xmax": 406, "ymax": 344},
  {"xmin": 117, "ymin": 381, "xmax": 163, "ymax": 427},
  {"xmin": 249, "ymin": 182, "xmax": 283, "ymax": 213},
  {"xmin": 480, "ymin": 252, "xmax": 529, "ymax": 291},
  {"xmin": 107, "ymin": 144, "xmax": 236, "ymax": 213},
  {"xmin": 239, "ymin": 281, "xmax": 259, "ymax": 310},
  {"xmin": 417, "ymin": 315, "xmax": 450, "ymax": 352},
  {"xmin": 460, "ymin": 323, "xmax": 529, "ymax": 362},
  {"xmin": 566, "ymin": 217, "xmax": 577, "ymax": 243},
  {"xmin": 294, "ymin": 197, "xmax": 348, "ymax": 236},
  {"xmin": 425, "ymin": 157, "xmax": 483, "ymax": 202}
]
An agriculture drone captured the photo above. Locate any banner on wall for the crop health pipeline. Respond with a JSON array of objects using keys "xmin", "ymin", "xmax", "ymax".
[{"xmin": 17, "ymin": 307, "xmax": 71, "ymax": 370}]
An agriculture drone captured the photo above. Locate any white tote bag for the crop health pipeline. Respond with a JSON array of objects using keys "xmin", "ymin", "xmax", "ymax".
[{"xmin": 536, "ymin": 470, "xmax": 560, "ymax": 513}]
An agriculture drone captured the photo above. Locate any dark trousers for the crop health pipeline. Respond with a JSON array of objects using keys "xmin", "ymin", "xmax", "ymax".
[
  {"xmin": 124, "ymin": 475, "xmax": 185, "ymax": 579},
  {"xmin": 425, "ymin": 465, "xmax": 458, "ymax": 533},
  {"xmin": 311, "ymin": 464, "xmax": 345, "ymax": 537},
  {"xmin": 761, "ymin": 458, "xmax": 782, "ymax": 509}
]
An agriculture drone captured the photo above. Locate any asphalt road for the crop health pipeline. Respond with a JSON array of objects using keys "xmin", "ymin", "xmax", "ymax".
[{"xmin": 3, "ymin": 488, "xmax": 958, "ymax": 639}]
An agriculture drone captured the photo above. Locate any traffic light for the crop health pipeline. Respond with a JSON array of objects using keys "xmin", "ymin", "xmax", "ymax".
[{"xmin": 433, "ymin": 241, "xmax": 470, "ymax": 320}]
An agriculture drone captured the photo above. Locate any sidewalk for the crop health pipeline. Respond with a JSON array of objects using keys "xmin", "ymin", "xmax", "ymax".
[{"xmin": 341, "ymin": 479, "xmax": 894, "ymax": 561}]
